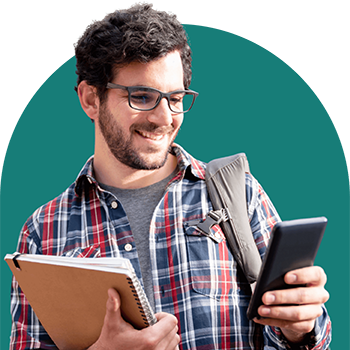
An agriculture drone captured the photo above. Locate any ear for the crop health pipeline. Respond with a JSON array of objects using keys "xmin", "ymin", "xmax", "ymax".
[{"xmin": 77, "ymin": 81, "xmax": 101, "ymax": 122}]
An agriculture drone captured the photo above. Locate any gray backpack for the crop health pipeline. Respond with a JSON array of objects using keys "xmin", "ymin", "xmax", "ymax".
[
  {"xmin": 197, "ymin": 153, "xmax": 261, "ymax": 288},
  {"xmin": 200, "ymin": 158, "xmax": 329, "ymax": 348}
]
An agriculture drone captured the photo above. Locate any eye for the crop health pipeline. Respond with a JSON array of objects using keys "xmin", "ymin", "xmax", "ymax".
[
  {"xmin": 129, "ymin": 89, "xmax": 159, "ymax": 108},
  {"xmin": 130, "ymin": 93, "xmax": 152, "ymax": 104},
  {"xmin": 170, "ymin": 93, "xmax": 185, "ymax": 105}
]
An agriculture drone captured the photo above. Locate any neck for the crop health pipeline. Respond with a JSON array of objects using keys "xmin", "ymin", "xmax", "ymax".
[{"xmin": 93, "ymin": 144, "xmax": 178, "ymax": 190}]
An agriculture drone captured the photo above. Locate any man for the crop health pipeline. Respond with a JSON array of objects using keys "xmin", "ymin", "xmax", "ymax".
[{"xmin": 10, "ymin": 3, "xmax": 331, "ymax": 350}]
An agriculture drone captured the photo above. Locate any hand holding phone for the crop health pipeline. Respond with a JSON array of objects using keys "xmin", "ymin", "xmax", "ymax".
[{"xmin": 247, "ymin": 217, "xmax": 327, "ymax": 321}]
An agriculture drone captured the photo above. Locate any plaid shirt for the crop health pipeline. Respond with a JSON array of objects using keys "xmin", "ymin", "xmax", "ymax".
[{"xmin": 10, "ymin": 144, "xmax": 331, "ymax": 350}]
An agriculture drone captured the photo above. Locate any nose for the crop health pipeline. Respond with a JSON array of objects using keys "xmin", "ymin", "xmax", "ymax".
[{"xmin": 146, "ymin": 97, "xmax": 174, "ymax": 127}]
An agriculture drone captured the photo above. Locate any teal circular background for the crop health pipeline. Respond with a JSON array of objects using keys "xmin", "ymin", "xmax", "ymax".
[{"xmin": 1, "ymin": 25, "xmax": 349, "ymax": 348}]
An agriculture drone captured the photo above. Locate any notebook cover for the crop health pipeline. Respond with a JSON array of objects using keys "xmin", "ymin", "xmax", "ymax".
[{"xmin": 5, "ymin": 255, "xmax": 153, "ymax": 350}]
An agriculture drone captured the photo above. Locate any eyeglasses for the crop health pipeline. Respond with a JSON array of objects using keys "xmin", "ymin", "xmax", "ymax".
[{"xmin": 106, "ymin": 82, "xmax": 199, "ymax": 113}]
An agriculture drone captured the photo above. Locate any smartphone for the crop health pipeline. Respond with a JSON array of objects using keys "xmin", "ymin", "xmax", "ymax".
[{"xmin": 246, "ymin": 217, "xmax": 327, "ymax": 320}]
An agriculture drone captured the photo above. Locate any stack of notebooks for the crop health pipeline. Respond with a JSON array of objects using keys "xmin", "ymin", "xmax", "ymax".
[{"xmin": 5, "ymin": 253, "xmax": 157, "ymax": 350}]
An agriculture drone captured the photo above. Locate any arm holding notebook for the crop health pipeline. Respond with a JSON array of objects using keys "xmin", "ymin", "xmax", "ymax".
[{"xmin": 88, "ymin": 289, "xmax": 180, "ymax": 350}]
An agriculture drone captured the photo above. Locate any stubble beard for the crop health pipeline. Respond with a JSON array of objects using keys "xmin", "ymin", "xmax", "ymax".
[{"xmin": 98, "ymin": 104, "xmax": 178, "ymax": 170}]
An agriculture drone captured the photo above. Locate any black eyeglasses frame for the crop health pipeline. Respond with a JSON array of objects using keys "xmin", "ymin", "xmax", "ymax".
[{"xmin": 106, "ymin": 82, "xmax": 199, "ymax": 113}]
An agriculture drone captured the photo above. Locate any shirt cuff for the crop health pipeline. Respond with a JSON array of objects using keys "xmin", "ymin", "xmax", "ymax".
[{"xmin": 278, "ymin": 328, "xmax": 316, "ymax": 350}]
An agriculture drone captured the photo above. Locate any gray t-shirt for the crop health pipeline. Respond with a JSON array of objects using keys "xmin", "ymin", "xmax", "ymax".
[{"xmin": 99, "ymin": 169, "xmax": 177, "ymax": 311}]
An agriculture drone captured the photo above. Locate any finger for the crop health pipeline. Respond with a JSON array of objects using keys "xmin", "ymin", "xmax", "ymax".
[
  {"xmin": 254, "ymin": 316, "xmax": 315, "ymax": 335},
  {"xmin": 262, "ymin": 286, "xmax": 329, "ymax": 306},
  {"xmin": 167, "ymin": 332, "xmax": 181, "ymax": 350},
  {"xmin": 258, "ymin": 303, "xmax": 323, "ymax": 323},
  {"xmin": 154, "ymin": 312, "xmax": 178, "ymax": 332},
  {"xmin": 155, "ymin": 312, "xmax": 178, "ymax": 323},
  {"xmin": 153, "ymin": 313, "xmax": 178, "ymax": 337},
  {"xmin": 141, "ymin": 313, "xmax": 179, "ymax": 349},
  {"xmin": 155, "ymin": 324, "xmax": 180, "ymax": 350},
  {"xmin": 285, "ymin": 266, "xmax": 327, "ymax": 287},
  {"xmin": 150, "ymin": 312, "xmax": 178, "ymax": 334}
]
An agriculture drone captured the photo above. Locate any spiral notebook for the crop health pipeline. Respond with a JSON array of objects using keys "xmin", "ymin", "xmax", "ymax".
[{"xmin": 5, "ymin": 253, "xmax": 157, "ymax": 350}]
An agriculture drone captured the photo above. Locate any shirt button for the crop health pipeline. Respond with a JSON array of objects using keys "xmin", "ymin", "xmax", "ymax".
[
  {"xmin": 124, "ymin": 243, "xmax": 133, "ymax": 252},
  {"xmin": 111, "ymin": 201, "xmax": 118, "ymax": 209}
]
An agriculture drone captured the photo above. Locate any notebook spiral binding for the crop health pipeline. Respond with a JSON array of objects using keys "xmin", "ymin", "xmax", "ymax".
[{"xmin": 128, "ymin": 275, "xmax": 157, "ymax": 327}]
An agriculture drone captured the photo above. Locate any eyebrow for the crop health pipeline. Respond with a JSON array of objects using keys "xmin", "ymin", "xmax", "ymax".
[{"xmin": 131, "ymin": 85, "xmax": 186, "ymax": 92}]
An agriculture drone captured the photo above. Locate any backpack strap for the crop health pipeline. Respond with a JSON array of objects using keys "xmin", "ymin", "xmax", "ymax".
[{"xmin": 200, "ymin": 153, "xmax": 262, "ymax": 287}]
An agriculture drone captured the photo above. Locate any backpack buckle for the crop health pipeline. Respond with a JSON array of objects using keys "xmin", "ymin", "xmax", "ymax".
[{"xmin": 196, "ymin": 209, "xmax": 228, "ymax": 243}]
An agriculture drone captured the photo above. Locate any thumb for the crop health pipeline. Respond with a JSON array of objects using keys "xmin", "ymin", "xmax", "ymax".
[
  {"xmin": 92, "ymin": 288, "xmax": 132, "ymax": 348},
  {"xmin": 105, "ymin": 288, "xmax": 122, "ymax": 320}
]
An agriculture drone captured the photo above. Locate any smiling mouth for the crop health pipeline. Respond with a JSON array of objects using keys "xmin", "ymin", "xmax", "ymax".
[{"xmin": 136, "ymin": 130, "xmax": 168, "ymax": 141}]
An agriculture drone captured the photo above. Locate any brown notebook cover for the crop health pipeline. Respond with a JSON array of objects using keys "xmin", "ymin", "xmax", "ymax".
[{"xmin": 5, "ymin": 254, "xmax": 156, "ymax": 350}]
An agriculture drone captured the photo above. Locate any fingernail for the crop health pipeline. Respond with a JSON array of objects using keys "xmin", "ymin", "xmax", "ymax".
[
  {"xmin": 266, "ymin": 294, "xmax": 275, "ymax": 304},
  {"xmin": 108, "ymin": 288, "xmax": 116, "ymax": 302},
  {"xmin": 286, "ymin": 273, "xmax": 297, "ymax": 283},
  {"xmin": 260, "ymin": 307, "xmax": 271, "ymax": 316}
]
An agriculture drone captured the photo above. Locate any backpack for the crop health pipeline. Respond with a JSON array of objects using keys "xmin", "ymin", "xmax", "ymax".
[
  {"xmin": 197, "ymin": 153, "xmax": 261, "ymax": 289},
  {"xmin": 198, "ymin": 157, "xmax": 330, "ymax": 348}
]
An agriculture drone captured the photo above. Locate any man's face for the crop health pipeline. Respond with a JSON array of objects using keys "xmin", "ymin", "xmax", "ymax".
[{"xmin": 98, "ymin": 51, "xmax": 184, "ymax": 170}]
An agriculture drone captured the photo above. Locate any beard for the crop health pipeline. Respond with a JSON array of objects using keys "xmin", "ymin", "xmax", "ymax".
[{"xmin": 98, "ymin": 104, "xmax": 178, "ymax": 170}]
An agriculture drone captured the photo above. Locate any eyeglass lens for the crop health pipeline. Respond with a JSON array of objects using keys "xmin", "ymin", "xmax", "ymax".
[{"xmin": 129, "ymin": 89, "xmax": 194, "ymax": 112}]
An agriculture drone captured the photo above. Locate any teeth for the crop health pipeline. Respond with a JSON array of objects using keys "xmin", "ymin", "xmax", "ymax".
[{"xmin": 138, "ymin": 131, "xmax": 164, "ymax": 141}]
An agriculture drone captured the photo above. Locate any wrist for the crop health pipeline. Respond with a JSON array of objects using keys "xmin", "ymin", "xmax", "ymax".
[
  {"xmin": 280, "ymin": 328, "xmax": 316, "ymax": 349},
  {"xmin": 281, "ymin": 329, "xmax": 308, "ymax": 344}
]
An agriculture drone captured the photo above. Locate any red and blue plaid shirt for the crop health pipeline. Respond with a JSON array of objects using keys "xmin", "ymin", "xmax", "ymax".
[{"xmin": 10, "ymin": 144, "xmax": 331, "ymax": 349}]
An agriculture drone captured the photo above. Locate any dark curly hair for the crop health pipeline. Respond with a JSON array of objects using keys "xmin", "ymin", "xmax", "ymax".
[{"xmin": 74, "ymin": 3, "xmax": 192, "ymax": 103}]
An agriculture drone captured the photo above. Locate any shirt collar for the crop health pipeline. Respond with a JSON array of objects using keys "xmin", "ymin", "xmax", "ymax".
[
  {"xmin": 171, "ymin": 143, "xmax": 206, "ymax": 180},
  {"xmin": 74, "ymin": 144, "xmax": 206, "ymax": 197},
  {"xmin": 74, "ymin": 156, "xmax": 97, "ymax": 196}
]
